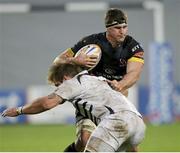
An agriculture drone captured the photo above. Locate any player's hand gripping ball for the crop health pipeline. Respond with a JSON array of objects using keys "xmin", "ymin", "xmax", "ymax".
[{"xmin": 75, "ymin": 44, "xmax": 102, "ymax": 70}]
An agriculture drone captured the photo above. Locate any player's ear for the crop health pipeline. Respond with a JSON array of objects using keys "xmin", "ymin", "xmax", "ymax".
[{"xmin": 63, "ymin": 75, "xmax": 71, "ymax": 81}]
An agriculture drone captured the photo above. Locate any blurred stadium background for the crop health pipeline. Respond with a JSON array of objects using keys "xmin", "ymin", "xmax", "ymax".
[{"xmin": 0, "ymin": 0, "xmax": 180, "ymax": 151}]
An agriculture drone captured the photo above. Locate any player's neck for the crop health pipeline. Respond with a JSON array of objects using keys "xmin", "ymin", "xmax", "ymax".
[{"xmin": 106, "ymin": 33, "xmax": 121, "ymax": 48}]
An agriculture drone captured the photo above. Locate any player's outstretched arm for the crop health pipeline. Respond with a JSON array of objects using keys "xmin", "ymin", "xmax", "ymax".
[{"xmin": 1, "ymin": 93, "xmax": 63, "ymax": 117}]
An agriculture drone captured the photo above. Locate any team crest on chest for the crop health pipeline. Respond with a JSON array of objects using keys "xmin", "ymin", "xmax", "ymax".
[{"xmin": 119, "ymin": 59, "xmax": 127, "ymax": 67}]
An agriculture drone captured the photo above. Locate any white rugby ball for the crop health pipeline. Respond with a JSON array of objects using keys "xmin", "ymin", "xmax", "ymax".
[{"xmin": 75, "ymin": 44, "xmax": 102, "ymax": 70}]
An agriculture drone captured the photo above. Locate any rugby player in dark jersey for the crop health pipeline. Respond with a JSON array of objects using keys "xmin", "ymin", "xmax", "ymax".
[{"xmin": 53, "ymin": 8, "xmax": 144, "ymax": 152}]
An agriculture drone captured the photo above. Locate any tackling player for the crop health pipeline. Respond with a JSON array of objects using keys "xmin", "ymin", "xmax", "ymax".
[
  {"xmin": 1, "ymin": 63, "xmax": 146, "ymax": 152},
  {"xmin": 53, "ymin": 8, "xmax": 144, "ymax": 152}
]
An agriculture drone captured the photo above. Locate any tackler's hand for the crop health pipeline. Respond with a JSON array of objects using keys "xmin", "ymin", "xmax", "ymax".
[
  {"xmin": 107, "ymin": 80, "xmax": 121, "ymax": 91},
  {"xmin": 1, "ymin": 107, "xmax": 21, "ymax": 117},
  {"xmin": 106, "ymin": 80, "xmax": 128, "ymax": 97}
]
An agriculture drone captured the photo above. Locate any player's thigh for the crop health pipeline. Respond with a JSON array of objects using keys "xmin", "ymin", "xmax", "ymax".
[
  {"xmin": 76, "ymin": 118, "xmax": 96, "ymax": 143},
  {"xmin": 86, "ymin": 116, "xmax": 129, "ymax": 152},
  {"xmin": 116, "ymin": 112, "xmax": 146, "ymax": 152},
  {"xmin": 130, "ymin": 115, "xmax": 146, "ymax": 146}
]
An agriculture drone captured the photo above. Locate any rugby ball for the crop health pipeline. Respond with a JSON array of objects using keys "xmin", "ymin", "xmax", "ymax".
[{"xmin": 75, "ymin": 44, "xmax": 102, "ymax": 70}]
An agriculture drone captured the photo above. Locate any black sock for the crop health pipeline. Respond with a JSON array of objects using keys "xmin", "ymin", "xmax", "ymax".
[{"xmin": 63, "ymin": 142, "xmax": 77, "ymax": 152}]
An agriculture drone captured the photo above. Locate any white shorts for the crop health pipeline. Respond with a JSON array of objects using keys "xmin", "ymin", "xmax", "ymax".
[{"xmin": 85, "ymin": 111, "xmax": 146, "ymax": 152}]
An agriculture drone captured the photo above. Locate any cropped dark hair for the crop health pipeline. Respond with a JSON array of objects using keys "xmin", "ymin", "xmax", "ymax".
[{"xmin": 105, "ymin": 8, "xmax": 127, "ymax": 28}]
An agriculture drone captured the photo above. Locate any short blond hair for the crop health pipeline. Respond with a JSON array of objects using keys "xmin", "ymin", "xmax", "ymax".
[{"xmin": 48, "ymin": 63, "xmax": 84, "ymax": 86}]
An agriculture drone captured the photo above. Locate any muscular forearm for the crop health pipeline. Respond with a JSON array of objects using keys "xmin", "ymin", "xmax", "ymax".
[
  {"xmin": 118, "ymin": 61, "xmax": 144, "ymax": 92},
  {"xmin": 22, "ymin": 95, "xmax": 61, "ymax": 114},
  {"xmin": 53, "ymin": 48, "xmax": 76, "ymax": 65},
  {"xmin": 53, "ymin": 49, "xmax": 97, "ymax": 68},
  {"xmin": 107, "ymin": 62, "xmax": 143, "ymax": 96},
  {"xmin": 22, "ymin": 97, "xmax": 48, "ymax": 114},
  {"xmin": 118, "ymin": 70, "xmax": 140, "ymax": 91},
  {"xmin": 53, "ymin": 55, "xmax": 76, "ymax": 65}
]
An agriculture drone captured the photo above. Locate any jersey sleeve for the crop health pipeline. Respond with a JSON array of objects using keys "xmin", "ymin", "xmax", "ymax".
[
  {"xmin": 55, "ymin": 79, "xmax": 81, "ymax": 100},
  {"xmin": 127, "ymin": 37, "xmax": 144, "ymax": 64}
]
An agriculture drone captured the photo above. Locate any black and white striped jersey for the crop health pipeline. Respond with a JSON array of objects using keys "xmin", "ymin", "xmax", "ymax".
[{"xmin": 55, "ymin": 70, "xmax": 141, "ymax": 124}]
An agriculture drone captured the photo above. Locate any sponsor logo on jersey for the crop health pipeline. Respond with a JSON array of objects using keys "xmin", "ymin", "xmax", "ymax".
[
  {"xmin": 132, "ymin": 45, "xmax": 140, "ymax": 52},
  {"xmin": 105, "ymin": 68, "xmax": 115, "ymax": 74},
  {"xmin": 95, "ymin": 71, "xmax": 123, "ymax": 81}
]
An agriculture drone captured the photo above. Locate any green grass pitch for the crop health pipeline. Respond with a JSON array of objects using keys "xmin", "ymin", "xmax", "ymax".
[{"xmin": 0, "ymin": 122, "xmax": 180, "ymax": 151}]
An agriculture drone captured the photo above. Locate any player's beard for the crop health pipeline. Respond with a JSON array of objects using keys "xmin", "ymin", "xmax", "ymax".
[
  {"xmin": 115, "ymin": 35, "xmax": 126, "ymax": 46},
  {"xmin": 118, "ymin": 34, "xmax": 126, "ymax": 42},
  {"xmin": 106, "ymin": 32, "xmax": 126, "ymax": 47}
]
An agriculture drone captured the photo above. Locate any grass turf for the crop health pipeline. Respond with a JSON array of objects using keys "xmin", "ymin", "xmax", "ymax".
[
  {"xmin": 139, "ymin": 122, "xmax": 180, "ymax": 152},
  {"xmin": 0, "ymin": 124, "xmax": 75, "ymax": 152},
  {"xmin": 0, "ymin": 122, "xmax": 180, "ymax": 151}
]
